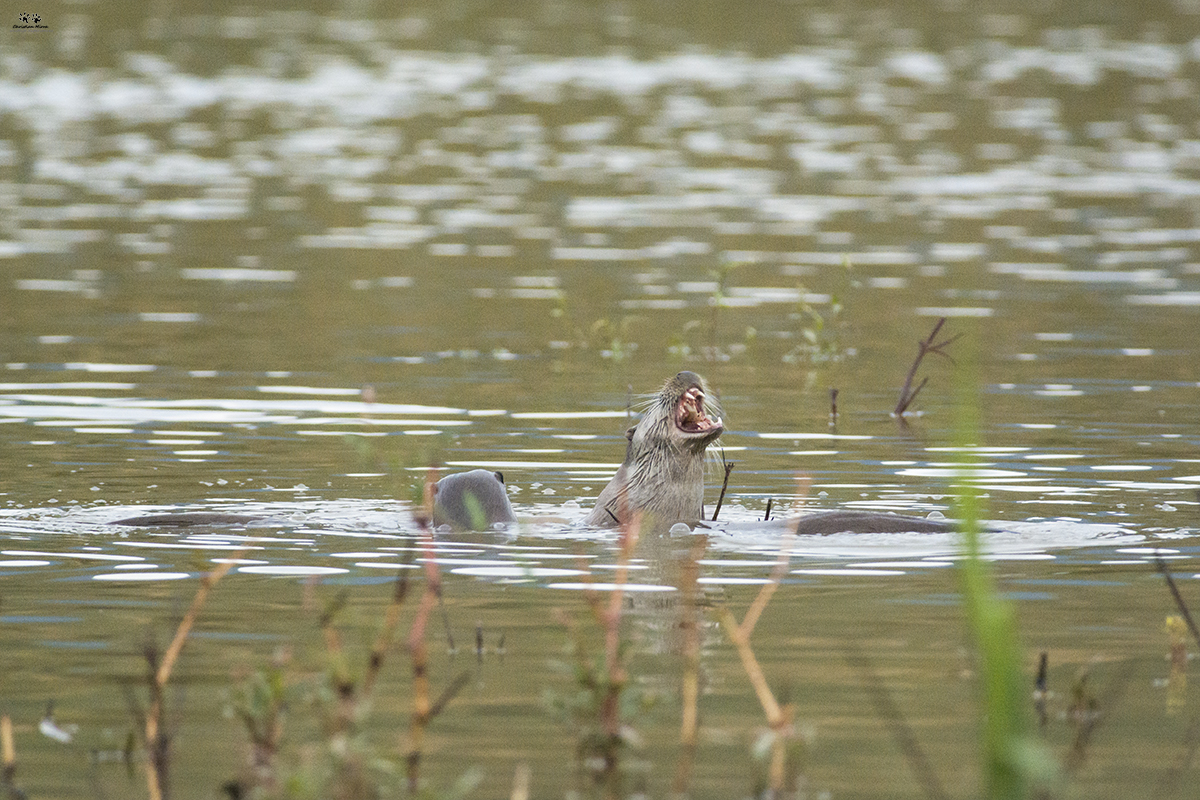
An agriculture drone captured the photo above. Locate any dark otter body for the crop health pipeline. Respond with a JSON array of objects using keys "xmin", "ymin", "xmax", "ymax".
[
  {"xmin": 110, "ymin": 512, "xmax": 263, "ymax": 527},
  {"xmin": 790, "ymin": 510, "xmax": 956, "ymax": 535},
  {"xmin": 432, "ymin": 469, "xmax": 516, "ymax": 531},
  {"xmin": 108, "ymin": 470, "xmax": 515, "ymax": 532},
  {"xmin": 586, "ymin": 371, "xmax": 724, "ymax": 529}
]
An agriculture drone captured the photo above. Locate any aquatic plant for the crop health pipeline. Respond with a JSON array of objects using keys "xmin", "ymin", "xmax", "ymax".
[
  {"xmin": 668, "ymin": 258, "xmax": 756, "ymax": 364},
  {"xmin": 848, "ymin": 341, "xmax": 1061, "ymax": 798},
  {"xmin": 845, "ymin": 646, "xmax": 949, "ymax": 800},
  {"xmin": 545, "ymin": 512, "xmax": 655, "ymax": 798},
  {"xmin": 782, "ymin": 287, "xmax": 843, "ymax": 365},
  {"xmin": 706, "ymin": 257, "xmax": 739, "ymax": 359},
  {"xmin": 952, "ymin": 352, "xmax": 1059, "ymax": 800},
  {"xmin": 1152, "ymin": 557, "xmax": 1200, "ymax": 796},
  {"xmin": 665, "ymin": 318, "xmax": 704, "ymax": 361},
  {"xmin": 226, "ymin": 657, "xmax": 287, "ymax": 795},
  {"xmin": 549, "ymin": 294, "xmax": 640, "ymax": 364},
  {"xmin": 782, "ymin": 256, "xmax": 852, "ymax": 366},
  {"xmin": 1, "ymin": 713, "xmax": 23, "ymax": 800},
  {"xmin": 135, "ymin": 558, "xmax": 238, "ymax": 800},
  {"xmin": 713, "ymin": 478, "xmax": 811, "ymax": 796},
  {"xmin": 223, "ymin": 508, "xmax": 474, "ymax": 799},
  {"xmin": 403, "ymin": 500, "xmax": 473, "ymax": 793}
]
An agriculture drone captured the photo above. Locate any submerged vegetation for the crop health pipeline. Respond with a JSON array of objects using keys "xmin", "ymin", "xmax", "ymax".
[
  {"xmin": 547, "ymin": 255, "xmax": 855, "ymax": 368},
  {"xmin": 550, "ymin": 293, "xmax": 642, "ymax": 365}
]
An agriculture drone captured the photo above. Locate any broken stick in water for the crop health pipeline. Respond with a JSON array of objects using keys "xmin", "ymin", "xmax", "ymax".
[
  {"xmin": 711, "ymin": 459, "xmax": 735, "ymax": 522},
  {"xmin": 893, "ymin": 317, "xmax": 962, "ymax": 417}
]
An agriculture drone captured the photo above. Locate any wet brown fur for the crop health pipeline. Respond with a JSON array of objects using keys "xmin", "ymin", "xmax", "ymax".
[{"xmin": 586, "ymin": 372, "xmax": 724, "ymax": 528}]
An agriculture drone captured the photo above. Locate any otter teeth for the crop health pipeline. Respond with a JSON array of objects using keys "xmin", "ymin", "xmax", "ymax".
[{"xmin": 677, "ymin": 387, "xmax": 718, "ymax": 433}]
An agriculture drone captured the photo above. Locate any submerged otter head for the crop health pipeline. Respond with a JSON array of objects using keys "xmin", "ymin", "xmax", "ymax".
[
  {"xmin": 586, "ymin": 371, "xmax": 724, "ymax": 529},
  {"xmin": 432, "ymin": 469, "xmax": 517, "ymax": 531}
]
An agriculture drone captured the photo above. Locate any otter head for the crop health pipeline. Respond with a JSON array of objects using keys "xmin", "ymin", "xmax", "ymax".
[
  {"xmin": 628, "ymin": 371, "xmax": 724, "ymax": 455},
  {"xmin": 431, "ymin": 469, "xmax": 517, "ymax": 531},
  {"xmin": 584, "ymin": 371, "xmax": 724, "ymax": 529},
  {"xmin": 580, "ymin": 374, "xmax": 720, "ymax": 532}
]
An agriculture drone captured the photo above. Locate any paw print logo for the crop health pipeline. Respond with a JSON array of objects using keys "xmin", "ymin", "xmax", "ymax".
[
  {"xmin": 18, "ymin": 12, "xmax": 30, "ymax": 23},
  {"xmin": 31, "ymin": 13, "xmax": 41, "ymax": 24}
]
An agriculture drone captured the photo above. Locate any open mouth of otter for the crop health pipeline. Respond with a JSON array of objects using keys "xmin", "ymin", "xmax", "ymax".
[{"xmin": 674, "ymin": 386, "xmax": 722, "ymax": 437}]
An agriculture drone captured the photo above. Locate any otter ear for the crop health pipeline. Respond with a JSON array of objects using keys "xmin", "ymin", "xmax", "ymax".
[
  {"xmin": 493, "ymin": 470, "xmax": 505, "ymax": 484},
  {"xmin": 625, "ymin": 426, "xmax": 636, "ymax": 441}
]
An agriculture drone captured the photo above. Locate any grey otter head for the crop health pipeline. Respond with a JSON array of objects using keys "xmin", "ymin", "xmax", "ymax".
[
  {"xmin": 585, "ymin": 371, "xmax": 724, "ymax": 529},
  {"xmin": 431, "ymin": 469, "xmax": 517, "ymax": 531}
]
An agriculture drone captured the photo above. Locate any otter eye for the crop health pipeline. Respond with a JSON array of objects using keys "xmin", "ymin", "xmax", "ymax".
[{"xmin": 493, "ymin": 471, "xmax": 505, "ymax": 484}]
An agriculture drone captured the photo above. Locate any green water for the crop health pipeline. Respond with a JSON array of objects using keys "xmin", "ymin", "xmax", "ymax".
[{"xmin": 2, "ymin": 1, "xmax": 1200, "ymax": 797}]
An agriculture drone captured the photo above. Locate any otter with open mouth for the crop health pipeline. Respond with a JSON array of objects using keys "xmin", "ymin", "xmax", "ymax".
[
  {"xmin": 585, "ymin": 371, "xmax": 724, "ymax": 529},
  {"xmin": 585, "ymin": 371, "xmax": 958, "ymax": 534},
  {"xmin": 111, "ymin": 371, "xmax": 956, "ymax": 535}
]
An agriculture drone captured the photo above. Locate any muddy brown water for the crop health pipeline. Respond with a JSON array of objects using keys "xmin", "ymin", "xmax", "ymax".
[{"xmin": 2, "ymin": 2, "xmax": 1200, "ymax": 797}]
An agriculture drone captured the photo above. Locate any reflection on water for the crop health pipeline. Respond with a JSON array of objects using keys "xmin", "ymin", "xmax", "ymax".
[{"xmin": 4, "ymin": 1, "xmax": 1200, "ymax": 797}]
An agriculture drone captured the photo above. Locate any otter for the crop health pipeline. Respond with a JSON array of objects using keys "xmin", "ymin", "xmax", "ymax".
[
  {"xmin": 431, "ymin": 469, "xmax": 517, "ymax": 531},
  {"xmin": 111, "ymin": 470, "xmax": 516, "ymax": 532},
  {"xmin": 584, "ymin": 371, "xmax": 959, "ymax": 535},
  {"xmin": 585, "ymin": 371, "xmax": 724, "ymax": 529},
  {"xmin": 111, "ymin": 512, "xmax": 262, "ymax": 527},
  {"xmin": 790, "ymin": 510, "xmax": 955, "ymax": 535},
  {"xmin": 109, "ymin": 372, "xmax": 957, "ymax": 535}
]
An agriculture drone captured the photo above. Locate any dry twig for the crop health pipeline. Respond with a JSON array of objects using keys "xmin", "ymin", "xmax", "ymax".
[
  {"xmin": 144, "ymin": 556, "xmax": 239, "ymax": 800},
  {"xmin": 1, "ymin": 714, "xmax": 23, "ymax": 800},
  {"xmin": 672, "ymin": 533, "xmax": 708, "ymax": 795},
  {"xmin": 893, "ymin": 317, "xmax": 962, "ymax": 417},
  {"xmin": 1034, "ymin": 651, "xmax": 1049, "ymax": 729},
  {"xmin": 714, "ymin": 477, "xmax": 808, "ymax": 793},
  {"xmin": 362, "ymin": 561, "xmax": 411, "ymax": 697},
  {"xmin": 1063, "ymin": 660, "xmax": 1134, "ymax": 777},
  {"xmin": 404, "ymin": 476, "xmax": 469, "ymax": 791},
  {"xmin": 711, "ymin": 459, "xmax": 735, "ymax": 522}
]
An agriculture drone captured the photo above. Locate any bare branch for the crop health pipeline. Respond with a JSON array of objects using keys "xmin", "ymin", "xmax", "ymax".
[
  {"xmin": 894, "ymin": 318, "xmax": 962, "ymax": 417},
  {"xmin": 711, "ymin": 459, "xmax": 735, "ymax": 522}
]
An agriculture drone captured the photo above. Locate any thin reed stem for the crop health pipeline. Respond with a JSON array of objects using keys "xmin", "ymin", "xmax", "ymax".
[
  {"xmin": 145, "ymin": 556, "xmax": 239, "ymax": 800},
  {"xmin": 1157, "ymin": 556, "xmax": 1200, "ymax": 650},
  {"xmin": 1, "ymin": 713, "xmax": 19, "ymax": 800},
  {"xmin": 711, "ymin": 478, "xmax": 809, "ymax": 795},
  {"xmin": 672, "ymin": 534, "xmax": 707, "ymax": 796},
  {"xmin": 711, "ymin": 460, "xmax": 735, "ymax": 522}
]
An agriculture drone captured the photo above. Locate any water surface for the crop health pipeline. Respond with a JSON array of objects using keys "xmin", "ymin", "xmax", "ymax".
[{"xmin": 3, "ymin": 1, "xmax": 1200, "ymax": 797}]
